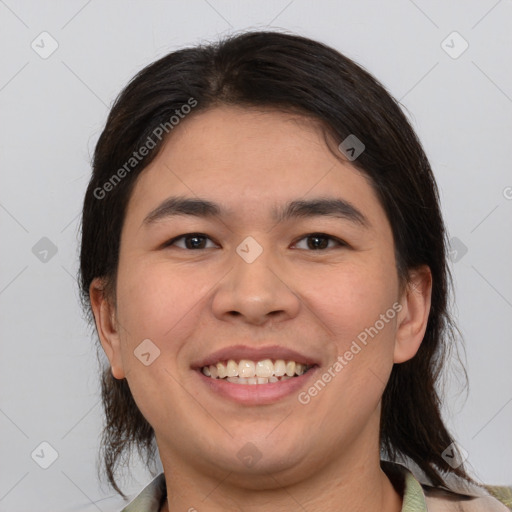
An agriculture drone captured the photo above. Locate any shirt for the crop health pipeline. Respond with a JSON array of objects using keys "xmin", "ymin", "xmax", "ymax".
[{"xmin": 120, "ymin": 461, "xmax": 512, "ymax": 512}]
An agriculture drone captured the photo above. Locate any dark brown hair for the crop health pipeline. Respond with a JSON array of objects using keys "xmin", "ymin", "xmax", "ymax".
[{"xmin": 79, "ymin": 30, "xmax": 472, "ymax": 497}]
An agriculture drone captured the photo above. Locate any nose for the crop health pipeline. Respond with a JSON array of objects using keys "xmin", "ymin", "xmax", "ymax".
[{"xmin": 211, "ymin": 242, "xmax": 301, "ymax": 326}]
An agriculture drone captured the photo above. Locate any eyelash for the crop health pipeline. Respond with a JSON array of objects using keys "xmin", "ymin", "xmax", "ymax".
[{"xmin": 162, "ymin": 232, "xmax": 348, "ymax": 251}]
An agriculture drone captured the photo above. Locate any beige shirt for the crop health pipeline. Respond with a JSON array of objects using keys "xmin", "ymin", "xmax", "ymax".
[{"xmin": 382, "ymin": 461, "xmax": 512, "ymax": 511}]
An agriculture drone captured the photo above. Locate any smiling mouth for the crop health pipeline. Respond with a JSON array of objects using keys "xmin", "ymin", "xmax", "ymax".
[{"xmin": 200, "ymin": 358, "xmax": 315, "ymax": 385}]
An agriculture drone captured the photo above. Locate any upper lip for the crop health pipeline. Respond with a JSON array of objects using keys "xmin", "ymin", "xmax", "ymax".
[{"xmin": 192, "ymin": 344, "xmax": 321, "ymax": 369}]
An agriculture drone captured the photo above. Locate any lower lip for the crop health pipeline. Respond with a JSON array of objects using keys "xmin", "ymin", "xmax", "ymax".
[{"xmin": 195, "ymin": 366, "xmax": 320, "ymax": 405}]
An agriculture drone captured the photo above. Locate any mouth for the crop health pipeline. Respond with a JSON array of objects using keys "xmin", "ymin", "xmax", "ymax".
[
  {"xmin": 199, "ymin": 358, "xmax": 314, "ymax": 384},
  {"xmin": 191, "ymin": 345, "xmax": 321, "ymax": 405}
]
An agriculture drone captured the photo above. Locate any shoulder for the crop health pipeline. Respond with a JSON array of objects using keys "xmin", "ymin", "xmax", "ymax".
[
  {"xmin": 423, "ymin": 484, "xmax": 512, "ymax": 511},
  {"xmin": 382, "ymin": 460, "xmax": 512, "ymax": 512},
  {"xmin": 484, "ymin": 486, "xmax": 512, "ymax": 510}
]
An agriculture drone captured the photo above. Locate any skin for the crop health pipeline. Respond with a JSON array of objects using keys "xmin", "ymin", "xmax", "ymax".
[{"xmin": 90, "ymin": 106, "xmax": 432, "ymax": 512}]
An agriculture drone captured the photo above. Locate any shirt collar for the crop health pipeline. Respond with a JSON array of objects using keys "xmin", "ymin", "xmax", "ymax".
[
  {"xmin": 121, "ymin": 473, "xmax": 166, "ymax": 512},
  {"xmin": 382, "ymin": 460, "xmax": 429, "ymax": 511}
]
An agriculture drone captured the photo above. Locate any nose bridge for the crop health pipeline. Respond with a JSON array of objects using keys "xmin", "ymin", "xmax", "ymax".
[
  {"xmin": 232, "ymin": 234, "xmax": 280, "ymax": 298},
  {"xmin": 212, "ymin": 234, "xmax": 300, "ymax": 323}
]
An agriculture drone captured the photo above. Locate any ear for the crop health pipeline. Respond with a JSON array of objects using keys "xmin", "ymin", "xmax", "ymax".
[
  {"xmin": 89, "ymin": 277, "xmax": 126, "ymax": 379},
  {"xmin": 394, "ymin": 265, "xmax": 432, "ymax": 364}
]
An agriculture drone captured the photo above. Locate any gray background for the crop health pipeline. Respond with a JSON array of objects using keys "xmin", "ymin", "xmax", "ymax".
[{"xmin": 1, "ymin": 1, "xmax": 511, "ymax": 510}]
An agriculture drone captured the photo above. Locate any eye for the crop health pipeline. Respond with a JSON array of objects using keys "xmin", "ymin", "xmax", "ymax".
[
  {"xmin": 163, "ymin": 233, "xmax": 217, "ymax": 250},
  {"xmin": 293, "ymin": 233, "xmax": 348, "ymax": 250},
  {"xmin": 162, "ymin": 232, "xmax": 348, "ymax": 251}
]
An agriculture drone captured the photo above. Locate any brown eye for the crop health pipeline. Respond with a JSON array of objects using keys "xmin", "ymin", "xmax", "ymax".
[
  {"xmin": 164, "ymin": 233, "xmax": 217, "ymax": 250},
  {"xmin": 293, "ymin": 233, "xmax": 347, "ymax": 250}
]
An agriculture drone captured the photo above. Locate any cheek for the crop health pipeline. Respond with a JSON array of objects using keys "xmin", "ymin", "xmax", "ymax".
[
  {"xmin": 295, "ymin": 264, "xmax": 399, "ymax": 451},
  {"xmin": 114, "ymin": 260, "xmax": 212, "ymax": 389},
  {"xmin": 116, "ymin": 260, "xmax": 205, "ymax": 338},
  {"xmin": 113, "ymin": 261, "xmax": 202, "ymax": 424},
  {"xmin": 310, "ymin": 259, "xmax": 399, "ymax": 342},
  {"xmin": 307, "ymin": 259, "xmax": 399, "ymax": 400}
]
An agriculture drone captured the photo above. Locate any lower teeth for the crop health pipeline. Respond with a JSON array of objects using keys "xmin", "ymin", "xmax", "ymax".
[{"xmin": 224, "ymin": 375, "xmax": 294, "ymax": 385}]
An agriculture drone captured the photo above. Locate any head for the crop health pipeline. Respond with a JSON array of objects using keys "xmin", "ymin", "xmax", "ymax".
[{"xmin": 79, "ymin": 30, "xmax": 470, "ymax": 496}]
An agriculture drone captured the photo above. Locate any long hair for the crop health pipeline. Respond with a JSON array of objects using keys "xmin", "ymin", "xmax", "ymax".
[{"xmin": 79, "ymin": 30, "xmax": 472, "ymax": 496}]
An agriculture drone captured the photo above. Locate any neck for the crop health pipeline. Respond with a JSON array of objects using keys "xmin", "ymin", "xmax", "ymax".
[
  {"xmin": 161, "ymin": 463, "xmax": 401, "ymax": 512},
  {"xmin": 158, "ymin": 415, "xmax": 402, "ymax": 512}
]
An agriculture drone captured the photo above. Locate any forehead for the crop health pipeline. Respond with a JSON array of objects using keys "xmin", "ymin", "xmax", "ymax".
[{"xmin": 124, "ymin": 106, "xmax": 387, "ymax": 229}]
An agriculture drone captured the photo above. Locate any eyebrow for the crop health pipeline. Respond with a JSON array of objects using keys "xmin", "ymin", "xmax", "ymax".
[{"xmin": 142, "ymin": 196, "xmax": 369, "ymax": 228}]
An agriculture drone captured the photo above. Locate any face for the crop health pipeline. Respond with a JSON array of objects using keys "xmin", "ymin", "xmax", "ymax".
[{"xmin": 91, "ymin": 106, "xmax": 431, "ymax": 487}]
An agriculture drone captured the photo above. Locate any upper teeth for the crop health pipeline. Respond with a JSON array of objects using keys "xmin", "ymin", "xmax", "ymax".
[{"xmin": 201, "ymin": 359, "xmax": 310, "ymax": 379}]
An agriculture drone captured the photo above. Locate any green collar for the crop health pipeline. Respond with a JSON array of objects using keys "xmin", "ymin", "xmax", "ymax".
[{"xmin": 381, "ymin": 460, "xmax": 428, "ymax": 511}]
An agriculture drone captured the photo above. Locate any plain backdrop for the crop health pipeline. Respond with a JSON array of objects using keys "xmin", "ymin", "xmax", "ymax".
[{"xmin": 1, "ymin": 1, "xmax": 511, "ymax": 510}]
